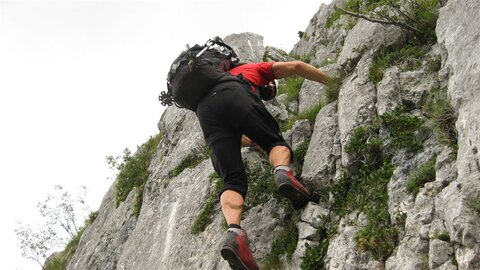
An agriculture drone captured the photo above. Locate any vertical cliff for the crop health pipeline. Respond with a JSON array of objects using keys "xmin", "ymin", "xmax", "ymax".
[{"xmin": 65, "ymin": 0, "xmax": 480, "ymax": 269}]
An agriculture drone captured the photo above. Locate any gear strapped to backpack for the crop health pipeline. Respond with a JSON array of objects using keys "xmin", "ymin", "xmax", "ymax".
[{"xmin": 159, "ymin": 37, "xmax": 244, "ymax": 111}]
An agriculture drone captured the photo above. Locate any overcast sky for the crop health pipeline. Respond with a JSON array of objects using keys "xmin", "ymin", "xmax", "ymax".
[{"xmin": 0, "ymin": 0, "xmax": 331, "ymax": 268}]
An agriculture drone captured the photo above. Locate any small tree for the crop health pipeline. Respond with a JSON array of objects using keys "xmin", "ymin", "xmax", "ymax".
[
  {"xmin": 15, "ymin": 185, "xmax": 90, "ymax": 268},
  {"xmin": 335, "ymin": 0, "xmax": 440, "ymax": 43}
]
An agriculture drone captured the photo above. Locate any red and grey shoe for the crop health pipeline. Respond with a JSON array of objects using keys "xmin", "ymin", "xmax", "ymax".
[
  {"xmin": 220, "ymin": 228, "xmax": 259, "ymax": 270},
  {"xmin": 273, "ymin": 165, "xmax": 311, "ymax": 210}
]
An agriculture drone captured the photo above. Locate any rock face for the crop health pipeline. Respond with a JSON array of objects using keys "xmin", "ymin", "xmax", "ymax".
[{"xmin": 66, "ymin": 1, "xmax": 480, "ymax": 269}]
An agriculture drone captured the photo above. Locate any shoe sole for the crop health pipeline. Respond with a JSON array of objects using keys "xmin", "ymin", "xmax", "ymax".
[
  {"xmin": 220, "ymin": 246, "xmax": 257, "ymax": 270},
  {"xmin": 278, "ymin": 183, "xmax": 310, "ymax": 210}
]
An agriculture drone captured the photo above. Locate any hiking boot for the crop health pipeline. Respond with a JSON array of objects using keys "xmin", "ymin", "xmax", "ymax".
[
  {"xmin": 220, "ymin": 228, "xmax": 259, "ymax": 270},
  {"xmin": 273, "ymin": 166, "xmax": 311, "ymax": 210}
]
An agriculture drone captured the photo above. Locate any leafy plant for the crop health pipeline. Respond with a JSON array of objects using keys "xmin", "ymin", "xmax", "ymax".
[
  {"xmin": 281, "ymin": 100, "xmax": 325, "ymax": 132},
  {"xmin": 293, "ymin": 139, "xmax": 311, "ymax": 169},
  {"xmin": 278, "ymin": 75, "xmax": 305, "ymax": 103},
  {"xmin": 264, "ymin": 215, "xmax": 299, "ymax": 269},
  {"xmin": 466, "ymin": 196, "xmax": 480, "ymax": 216},
  {"xmin": 432, "ymin": 230, "xmax": 450, "ymax": 242},
  {"xmin": 423, "ymin": 86, "xmax": 457, "ymax": 150},
  {"xmin": 244, "ymin": 162, "xmax": 276, "ymax": 210},
  {"xmin": 300, "ymin": 218, "xmax": 337, "ymax": 270},
  {"xmin": 335, "ymin": 0, "xmax": 440, "ymax": 44},
  {"xmin": 330, "ymin": 106, "xmax": 426, "ymax": 261},
  {"xmin": 381, "ymin": 105, "xmax": 425, "ymax": 152},
  {"xmin": 108, "ymin": 133, "xmax": 162, "ymax": 209},
  {"xmin": 369, "ymin": 44, "xmax": 427, "ymax": 84},
  {"xmin": 406, "ymin": 157, "xmax": 436, "ymax": 195},
  {"xmin": 16, "ymin": 186, "xmax": 94, "ymax": 269},
  {"xmin": 170, "ymin": 147, "xmax": 210, "ymax": 177}
]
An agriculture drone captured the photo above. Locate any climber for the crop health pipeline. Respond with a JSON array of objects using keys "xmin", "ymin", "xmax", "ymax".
[{"xmin": 195, "ymin": 60, "xmax": 332, "ymax": 270}]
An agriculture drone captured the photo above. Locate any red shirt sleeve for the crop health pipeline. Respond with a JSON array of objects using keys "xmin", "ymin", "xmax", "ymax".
[{"xmin": 228, "ymin": 62, "xmax": 275, "ymax": 86}]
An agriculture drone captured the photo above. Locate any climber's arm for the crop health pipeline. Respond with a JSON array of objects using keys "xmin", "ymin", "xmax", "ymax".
[{"xmin": 272, "ymin": 61, "xmax": 332, "ymax": 86}]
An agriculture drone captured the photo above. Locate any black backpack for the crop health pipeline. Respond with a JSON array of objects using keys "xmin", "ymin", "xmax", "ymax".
[{"xmin": 159, "ymin": 37, "xmax": 243, "ymax": 111}]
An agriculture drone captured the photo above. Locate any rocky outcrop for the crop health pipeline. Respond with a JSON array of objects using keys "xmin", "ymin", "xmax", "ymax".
[{"xmin": 66, "ymin": 1, "xmax": 480, "ymax": 269}]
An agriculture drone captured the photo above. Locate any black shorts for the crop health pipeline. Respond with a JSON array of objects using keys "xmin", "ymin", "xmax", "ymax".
[{"xmin": 196, "ymin": 81, "xmax": 292, "ymax": 198}]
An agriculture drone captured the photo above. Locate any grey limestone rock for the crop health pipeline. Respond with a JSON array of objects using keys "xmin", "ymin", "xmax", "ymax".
[
  {"xmin": 64, "ymin": 0, "xmax": 480, "ymax": 269},
  {"xmin": 223, "ymin": 32, "xmax": 265, "ymax": 63}
]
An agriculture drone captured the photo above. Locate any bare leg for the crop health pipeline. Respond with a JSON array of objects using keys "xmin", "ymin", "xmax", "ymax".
[
  {"xmin": 220, "ymin": 190, "xmax": 244, "ymax": 225},
  {"xmin": 269, "ymin": 145, "xmax": 291, "ymax": 167}
]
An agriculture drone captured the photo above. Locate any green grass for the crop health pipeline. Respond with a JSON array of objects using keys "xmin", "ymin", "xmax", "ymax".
[
  {"xmin": 381, "ymin": 105, "xmax": 425, "ymax": 152},
  {"xmin": 243, "ymin": 162, "xmax": 277, "ymax": 211},
  {"xmin": 329, "ymin": 105, "xmax": 425, "ymax": 262},
  {"xmin": 300, "ymin": 217, "xmax": 336, "ymax": 270},
  {"xmin": 278, "ymin": 75, "xmax": 305, "ymax": 103},
  {"xmin": 406, "ymin": 157, "xmax": 436, "ymax": 195},
  {"xmin": 369, "ymin": 44, "xmax": 427, "ymax": 84},
  {"xmin": 325, "ymin": 74, "xmax": 343, "ymax": 103},
  {"xmin": 281, "ymin": 100, "xmax": 325, "ymax": 132},
  {"xmin": 170, "ymin": 146, "xmax": 210, "ymax": 177},
  {"xmin": 263, "ymin": 214, "xmax": 299, "ymax": 269},
  {"xmin": 330, "ymin": 120, "xmax": 398, "ymax": 261},
  {"xmin": 338, "ymin": 0, "xmax": 439, "ymax": 44},
  {"xmin": 191, "ymin": 173, "xmax": 224, "ymax": 234},
  {"xmin": 293, "ymin": 139, "xmax": 311, "ymax": 169},
  {"xmin": 423, "ymin": 86, "xmax": 457, "ymax": 150},
  {"xmin": 432, "ymin": 230, "xmax": 450, "ymax": 242},
  {"xmin": 466, "ymin": 196, "xmax": 480, "ymax": 216}
]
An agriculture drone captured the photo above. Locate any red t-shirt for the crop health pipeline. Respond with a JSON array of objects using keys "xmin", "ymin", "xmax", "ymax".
[{"xmin": 228, "ymin": 62, "xmax": 275, "ymax": 87}]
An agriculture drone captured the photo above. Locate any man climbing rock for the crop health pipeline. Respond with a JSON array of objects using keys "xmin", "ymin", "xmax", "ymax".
[{"xmin": 194, "ymin": 60, "xmax": 332, "ymax": 269}]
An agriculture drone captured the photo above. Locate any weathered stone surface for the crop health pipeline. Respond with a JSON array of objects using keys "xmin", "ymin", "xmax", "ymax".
[
  {"xmin": 292, "ymin": 0, "xmax": 349, "ymax": 65},
  {"xmin": 283, "ymin": 119, "xmax": 312, "ymax": 152},
  {"xmin": 326, "ymin": 212, "xmax": 383, "ymax": 270},
  {"xmin": 298, "ymin": 80, "xmax": 328, "ymax": 113},
  {"xmin": 223, "ymin": 32, "xmax": 265, "ymax": 63},
  {"xmin": 429, "ymin": 239, "xmax": 453, "ymax": 269},
  {"xmin": 302, "ymin": 103, "xmax": 339, "ymax": 193},
  {"xmin": 64, "ymin": 0, "xmax": 480, "ymax": 269},
  {"xmin": 436, "ymin": 0, "xmax": 480, "ymax": 268},
  {"xmin": 337, "ymin": 19, "xmax": 405, "ymax": 68},
  {"xmin": 67, "ymin": 182, "xmax": 137, "ymax": 270},
  {"xmin": 264, "ymin": 46, "xmax": 292, "ymax": 62},
  {"xmin": 155, "ymin": 106, "xmax": 206, "ymax": 179},
  {"xmin": 337, "ymin": 54, "xmax": 377, "ymax": 167}
]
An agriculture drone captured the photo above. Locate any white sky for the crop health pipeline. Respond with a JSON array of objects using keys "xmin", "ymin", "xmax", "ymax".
[{"xmin": 0, "ymin": 0, "xmax": 331, "ymax": 269}]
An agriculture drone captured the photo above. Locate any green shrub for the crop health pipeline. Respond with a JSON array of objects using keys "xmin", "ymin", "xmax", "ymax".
[
  {"xmin": 466, "ymin": 196, "xmax": 480, "ymax": 216},
  {"xmin": 325, "ymin": 74, "xmax": 343, "ymax": 103},
  {"xmin": 281, "ymin": 100, "xmax": 325, "ymax": 132},
  {"xmin": 300, "ymin": 219, "xmax": 336, "ymax": 270},
  {"xmin": 110, "ymin": 134, "xmax": 162, "ymax": 208},
  {"xmin": 278, "ymin": 75, "xmax": 305, "ymax": 103},
  {"xmin": 432, "ymin": 230, "xmax": 450, "ymax": 242},
  {"xmin": 381, "ymin": 105, "xmax": 425, "ymax": 152},
  {"xmin": 325, "ymin": 10, "xmax": 343, "ymax": 28},
  {"xmin": 339, "ymin": 0, "xmax": 440, "ymax": 44},
  {"xmin": 331, "ymin": 121, "xmax": 399, "ymax": 261},
  {"xmin": 406, "ymin": 157, "xmax": 436, "ymax": 195},
  {"xmin": 369, "ymin": 44, "xmax": 427, "ymax": 84},
  {"xmin": 426, "ymin": 55, "xmax": 442, "ymax": 73},
  {"xmin": 264, "ymin": 216, "xmax": 299, "ymax": 269},
  {"xmin": 133, "ymin": 184, "xmax": 145, "ymax": 219},
  {"xmin": 293, "ymin": 139, "xmax": 311, "ymax": 169},
  {"xmin": 44, "ymin": 212, "xmax": 98, "ymax": 270},
  {"xmin": 423, "ymin": 86, "xmax": 457, "ymax": 149},
  {"xmin": 170, "ymin": 146, "xmax": 210, "ymax": 177},
  {"xmin": 244, "ymin": 162, "xmax": 276, "ymax": 210}
]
